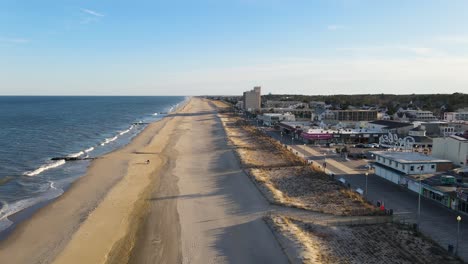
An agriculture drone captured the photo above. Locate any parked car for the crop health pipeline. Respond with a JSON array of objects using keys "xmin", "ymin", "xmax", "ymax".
[{"xmin": 354, "ymin": 144, "xmax": 366, "ymax": 148}]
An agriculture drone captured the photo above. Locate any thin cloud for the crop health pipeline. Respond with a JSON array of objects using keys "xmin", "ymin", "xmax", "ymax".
[
  {"xmin": 81, "ymin": 8, "xmax": 105, "ymax": 17},
  {"xmin": 327, "ymin": 25, "xmax": 345, "ymax": 31},
  {"xmin": 436, "ymin": 35, "xmax": 468, "ymax": 44},
  {"xmin": 337, "ymin": 45, "xmax": 437, "ymax": 56}
]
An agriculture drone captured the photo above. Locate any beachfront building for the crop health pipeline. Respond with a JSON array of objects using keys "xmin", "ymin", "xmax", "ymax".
[
  {"xmin": 371, "ymin": 151, "xmax": 459, "ymax": 209},
  {"xmin": 278, "ymin": 121, "xmax": 384, "ymax": 145},
  {"xmin": 367, "ymin": 120, "xmax": 414, "ymax": 136},
  {"xmin": 432, "ymin": 135, "xmax": 468, "ymax": 166},
  {"xmin": 243, "ymin": 86, "xmax": 261, "ymax": 111},
  {"xmin": 258, "ymin": 113, "xmax": 295, "ymax": 126}
]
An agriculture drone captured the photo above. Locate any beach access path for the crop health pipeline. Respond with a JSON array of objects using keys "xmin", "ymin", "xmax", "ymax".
[{"xmin": 0, "ymin": 97, "xmax": 290, "ymax": 264}]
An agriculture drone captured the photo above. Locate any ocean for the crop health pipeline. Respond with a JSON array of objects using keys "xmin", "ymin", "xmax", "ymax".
[{"xmin": 0, "ymin": 96, "xmax": 186, "ymax": 231}]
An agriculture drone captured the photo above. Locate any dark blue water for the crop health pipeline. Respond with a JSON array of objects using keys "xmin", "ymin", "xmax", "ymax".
[{"xmin": 0, "ymin": 96, "xmax": 186, "ymax": 230}]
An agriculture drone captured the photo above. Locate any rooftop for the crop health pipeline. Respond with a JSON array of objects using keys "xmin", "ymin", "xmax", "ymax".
[
  {"xmin": 449, "ymin": 135, "xmax": 468, "ymax": 142},
  {"xmin": 371, "ymin": 151, "xmax": 451, "ymax": 163},
  {"xmin": 368, "ymin": 120, "xmax": 414, "ymax": 129},
  {"xmin": 262, "ymin": 113, "xmax": 294, "ymax": 117}
]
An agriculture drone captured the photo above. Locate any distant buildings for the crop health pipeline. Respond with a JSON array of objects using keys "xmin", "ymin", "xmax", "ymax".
[
  {"xmin": 394, "ymin": 109, "xmax": 438, "ymax": 122},
  {"xmin": 334, "ymin": 109, "xmax": 378, "ymax": 121},
  {"xmin": 258, "ymin": 113, "xmax": 295, "ymax": 126},
  {"xmin": 323, "ymin": 110, "xmax": 378, "ymax": 122},
  {"xmin": 432, "ymin": 135, "xmax": 468, "ymax": 166},
  {"xmin": 444, "ymin": 111, "xmax": 468, "ymax": 122},
  {"xmin": 264, "ymin": 100, "xmax": 307, "ymax": 109},
  {"xmin": 243, "ymin": 86, "xmax": 261, "ymax": 111}
]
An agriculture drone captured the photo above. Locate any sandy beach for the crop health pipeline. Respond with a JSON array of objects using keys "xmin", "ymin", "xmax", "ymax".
[{"xmin": 0, "ymin": 97, "xmax": 288, "ymax": 263}]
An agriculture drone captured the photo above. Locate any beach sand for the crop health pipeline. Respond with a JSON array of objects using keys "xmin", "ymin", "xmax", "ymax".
[{"xmin": 0, "ymin": 97, "xmax": 288, "ymax": 264}]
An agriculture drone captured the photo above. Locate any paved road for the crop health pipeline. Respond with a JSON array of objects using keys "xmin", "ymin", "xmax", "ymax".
[{"xmin": 266, "ymin": 129, "xmax": 468, "ymax": 261}]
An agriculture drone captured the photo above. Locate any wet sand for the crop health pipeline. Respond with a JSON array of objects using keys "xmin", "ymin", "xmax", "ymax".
[{"xmin": 0, "ymin": 97, "xmax": 288, "ymax": 263}]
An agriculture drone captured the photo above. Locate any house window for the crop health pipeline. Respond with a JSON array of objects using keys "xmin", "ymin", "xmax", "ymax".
[
  {"xmin": 431, "ymin": 165, "xmax": 435, "ymax": 169},
  {"xmin": 402, "ymin": 164, "xmax": 405, "ymax": 170},
  {"xmin": 410, "ymin": 166, "xmax": 414, "ymax": 171}
]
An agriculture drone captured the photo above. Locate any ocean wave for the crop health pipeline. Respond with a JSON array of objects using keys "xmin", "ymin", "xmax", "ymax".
[
  {"xmin": 0, "ymin": 181, "xmax": 64, "ymax": 232},
  {"xmin": 100, "ymin": 136, "xmax": 118, "ymax": 146},
  {"xmin": 0, "ymin": 218, "xmax": 13, "ymax": 231},
  {"xmin": 153, "ymin": 113, "xmax": 158, "ymax": 116},
  {"xmin": 23, "ymin": 160, "xmax": 66, "ymax": 177},
  {"xmin": 0, "ymin": 200, "xmax": 13, "ymax": 230},
  {"xmin": 68, "ymin": 151, "xmax": 84, "ymax": 158},
  {"xmin": 119, "ymin": 125, "xmax": 134, "ymax": 136},
  {"xmin": 85, "ymin": 147, "xmax": 95, "ymax": 153}
]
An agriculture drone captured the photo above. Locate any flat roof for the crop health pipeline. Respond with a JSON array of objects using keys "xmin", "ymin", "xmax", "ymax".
[
  {"xmin": 450, "ymin": 135, "xmax": 468, "ymax": 142},
  {"xmin": 371, "ymin": 151, "xmax": 451, "ymax": 163},
  {"xmin": 368, "ymin": 120, "xmax": 414, "ymax": 129},
  {"xmin": 262, "ymin": 113, "xmax": 294, "ymax": 116}
]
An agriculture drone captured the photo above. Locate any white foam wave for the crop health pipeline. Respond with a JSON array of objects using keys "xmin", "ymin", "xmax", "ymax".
[
  {"xmin": 153, "ymin": 113, "xmax": 158, "ymax": 116},
  {"xmin": 0, "ymin": 200, "xmax": 13, "ymax": 230},
  {"xmin": 119, "ymin": 125, "xmax": 134, "ymax": 136},
  {"xmin": 0, "ymin": 218, "xmax": 13, "ymax": 231},
  {"xmin": 24, "ymin": 160, "xmax": 66, "ymax": 177},
  {"xmin": 68, "ymin": 151, "xmax": 84, "ymax": 158},
  {"xmin": 0, "ymin": 182, "xmax": 64, "ymax": 232},
  {"xmin": 85, "ymin": 147, "xmax": 95, "ymax": 153},
  {"xmin": 100, "ymin": 136, "xmax": 118, "ymax": 146}
]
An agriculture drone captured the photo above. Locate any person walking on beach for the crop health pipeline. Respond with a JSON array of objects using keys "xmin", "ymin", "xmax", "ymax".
[{"xmin": 146, "ymin": 160, "xmax": 150, "ymax": 164}]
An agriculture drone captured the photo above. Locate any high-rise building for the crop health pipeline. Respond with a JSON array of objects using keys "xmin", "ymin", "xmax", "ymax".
[{"xmin": 243, "ymin": 86, "xmax": 261, "ymax": 111}]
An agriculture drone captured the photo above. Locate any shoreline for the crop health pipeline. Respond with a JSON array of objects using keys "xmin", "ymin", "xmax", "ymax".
[
  {"xmin": 0, "ymin": 96, "xmax": 191, "ymax": 239},
  {"xmin": 0, "ymin": 97, "xmax": 191, "ymax": 264}
]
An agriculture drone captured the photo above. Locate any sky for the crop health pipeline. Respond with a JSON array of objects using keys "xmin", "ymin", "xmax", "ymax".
[{"xmin": 1, "ymin": 0, "xmax": 468, "ymax": 96}]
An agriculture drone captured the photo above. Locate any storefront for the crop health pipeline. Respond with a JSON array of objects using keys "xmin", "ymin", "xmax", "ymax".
[{"xmin": 422, "ymin": 186, "xmax": 451, "ymax": 207}]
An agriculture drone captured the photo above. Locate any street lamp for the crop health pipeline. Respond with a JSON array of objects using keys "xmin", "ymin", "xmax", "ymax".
[
  {"xmin": 365, "ymin": 172, "xmax": 369, "ymax": 198},
  {"xmin": 280, "ymin": 131, "xmax": 283, "ymax": 142},
  {"xmin": 417, "ymin": 165, "xmax": 423, "ymax": 229},
  {"xmin": 323, "ymin": 152, "xmax": 327, "ymax": 173},
  {"xmin": 291, "ymin": 135, "xmax": 294, "ymax": 145},
  {"xmin": 456, "ymin": 215, "xmax": 462, "ymax": 255}
]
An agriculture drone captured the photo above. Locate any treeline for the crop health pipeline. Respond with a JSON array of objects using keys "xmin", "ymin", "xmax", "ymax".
[{"xmin": 262, "ymin": 93, "xmax": 468, "ymax": 115}]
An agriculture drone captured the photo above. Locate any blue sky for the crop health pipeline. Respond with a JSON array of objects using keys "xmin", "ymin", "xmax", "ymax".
[{"xmin": 1, "ymin": 0, "xmax": 468, "ymax": 95}]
